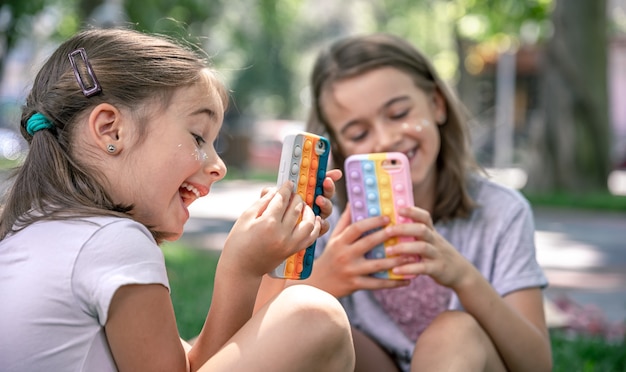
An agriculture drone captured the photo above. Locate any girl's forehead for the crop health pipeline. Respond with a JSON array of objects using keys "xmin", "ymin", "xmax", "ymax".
[{"xmin": 169, "ymin": 78, "xmax": 226, "ymax": 119}]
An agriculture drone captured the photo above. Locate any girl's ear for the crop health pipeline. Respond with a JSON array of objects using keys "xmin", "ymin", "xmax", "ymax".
[
  {"xmin": 88, "ymin": 103, "xmax": 125, "ymax": 155},
  {"xmin": 433, "ymin": 89, "xmax": 447, "ymax": 125}
]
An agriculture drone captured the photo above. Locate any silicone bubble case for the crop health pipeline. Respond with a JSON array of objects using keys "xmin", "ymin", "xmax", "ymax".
[
  {"xmin": 344, "ymin": 152, "xmax": 416, "ymax": 279},
  {"xmin": 269, "ymin": 132, "xmax": 330, "ymax": 280}
]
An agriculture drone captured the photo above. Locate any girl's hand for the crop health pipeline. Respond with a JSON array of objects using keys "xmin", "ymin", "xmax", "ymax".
[
  {"xmin": 314, "ymin": 168, "xmax": 342, "ymax": 236},
  {"xmin": 383, "ymin": 206, "xmax": 474, "ymax": 290},
  {"xmin": 221, "ymin": 181, "xmax": 322, "ymax": 279},
  {"xmin": 305, "ymin": 204, "xmax": 414, "ymax": 298}
]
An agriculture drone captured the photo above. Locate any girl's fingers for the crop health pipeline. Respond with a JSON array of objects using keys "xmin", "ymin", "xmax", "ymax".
[
  {"xmin": 315, "ymin": 194, "xmax": 331, "ymax": 219},
  {"xmin": 385, "ymin": 241, "xmax": 433, "ymax": 261},
  {"xmin": 334, "ymin": 204, "xmax": 354, "ymax": 232},
  {"xmin": 259, "ymin": 186, "xmax": 272, "ymax": 198},
  {"xmin": 261, "ymin": 181, "xmax": 294, "ymax": 218},
  {"xmin": 316, "ymin": 168, "xmax": 342, "ymax": 219},
  {"xmin": 398, "ymin": 206, "xmax": 434, "ymax": 228},
  {"xmin": 240, "ymin": 186, "xmax": 277, "ymax": 219},
  {"xmin": 283, "ymin": 193, "xmax": 305, "ymax": 226},
  {"xmin": 343, "ymin": 216, "xmax": 390, "ymax": 244},
  {"xmin": 325, "ymin": 168, "xmax": 343, "ymax": 182},
  {"xmin": 290, "ymin": 206, "xmax": 321, "ymax": 252},
  {"xmin": 356, "ymin": 276, "xmax": 411, "ymax": 290},
  {"xmin": 391, "ymin": 261, "xmax": 432, "ymax": 277},
  {"xmin": 361, "ymin": 255, "xmax": 418, "ymax": 277},
  {"xmin": 386, "ymin": 222, "xmax": 433, "ymax": 243}
]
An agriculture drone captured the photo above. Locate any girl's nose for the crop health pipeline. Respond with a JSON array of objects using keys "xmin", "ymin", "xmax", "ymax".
[
  {"xmin": 203, "ymin": 152, "xmax": 227, "ymax": 182},
  {"xmin": 373, "ymin": 123, "xmax": 401, "ymax": 153}
]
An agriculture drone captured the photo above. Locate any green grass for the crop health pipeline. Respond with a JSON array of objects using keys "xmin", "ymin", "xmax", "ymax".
[
  {"xmin": 163, "ymin": 241, "xmax": 626, "ymax": 368},
  {"xmin": 221, "ymin": 167, "xmax": 277, "ymax": 182},
  {"xmin": 550, "ymin": 330, "xmax": 626, "ymax": 371},
  {"xmin": 162, "ymin": 242, "xmax": 220, "ymax": 340},
  {"xmin": 523, "ymin": 190, "xmax": 626, "ymax": 212}
]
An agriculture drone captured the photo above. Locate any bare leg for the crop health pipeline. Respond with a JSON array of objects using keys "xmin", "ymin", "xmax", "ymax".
[
  {"xmin": 198, "ymin": 285, "xmax": 355, "ymax": 372},
  {"xmin": 352, "ymin": 327, "xmax": 400, "ymax": 372},
  {"xmin": 411, "ymin": 311, "xmax": 506, "ymax": 372}
]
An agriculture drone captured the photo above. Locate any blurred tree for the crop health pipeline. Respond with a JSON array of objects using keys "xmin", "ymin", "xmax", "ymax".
[
  {"xmin": 124, "ymin": 0, "xmax": 224, "ymax": 36},
  {"xmin": 0, "ymin": 0, "xmax": 55, "ymax": 91},
  {"xmin": 368, "ymin": 0, "xmax": 611, "ymax": 194},
  {"xmin": 0, "ymin": 0, "xmax": 82, "ymax": 96},
  {"xmin": 525, "ymin": 0, "xmax": 611, "ymax": 193},
  {"xmin": 0, "ymin": 0, "xmax": 613, "ymax": 192},
  {"xmin": 0, "ymin": 1, "xmax": 46, "ymax": 57}
]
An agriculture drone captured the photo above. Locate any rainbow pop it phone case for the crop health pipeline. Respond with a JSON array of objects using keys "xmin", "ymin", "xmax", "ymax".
[
  {"xmin": 269, "ymin": 132, "xmax": 330, "ymax": 280},
  {"xmin": 345, "ymin": 152, "xmax": 416, "ymax": 279}
]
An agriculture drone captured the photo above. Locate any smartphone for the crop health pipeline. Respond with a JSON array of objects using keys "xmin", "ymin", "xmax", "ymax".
[
  {"xmin": 344, "ymin": 152, "xmax": 416, "ymax": 279},
  {"xmin": 269, "ymin": 132, "xmax": 330, "ymax": 280}
]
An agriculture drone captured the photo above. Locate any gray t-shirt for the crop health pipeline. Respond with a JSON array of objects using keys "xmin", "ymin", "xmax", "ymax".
[{"xmin": 315, "ymin": 175, "xmax": 548, "ymax": 371}]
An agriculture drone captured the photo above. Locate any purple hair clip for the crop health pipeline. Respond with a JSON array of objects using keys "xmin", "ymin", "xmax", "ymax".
[{"xmin": 68, "ymin": 48, "xmax": 102, "ymax": 97}]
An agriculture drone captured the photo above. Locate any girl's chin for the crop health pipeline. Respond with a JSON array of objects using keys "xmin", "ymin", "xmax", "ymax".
[{"xmin": 159, "ymin": 228, "xmax": 184, "ymax": 242}]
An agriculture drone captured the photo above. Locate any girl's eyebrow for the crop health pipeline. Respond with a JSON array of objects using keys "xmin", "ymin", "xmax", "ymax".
[
  {"xmin": 190, "ymin": 107, "xmax": 217, "ymax": 120},
  {"xmin": 339, "ymin": 95, "xmax": 411, "ymax": 135}
]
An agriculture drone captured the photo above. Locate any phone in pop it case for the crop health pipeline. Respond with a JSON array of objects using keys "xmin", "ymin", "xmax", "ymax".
[
  {"xmin": 344, "ymin": 152, "xmax": 416, "ymax": 279},
  {"xmin": 269, "ymin": 132, "xmax": 330, "ymax": 280}
]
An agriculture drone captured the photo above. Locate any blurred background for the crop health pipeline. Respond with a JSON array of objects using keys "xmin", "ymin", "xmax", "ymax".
[
  {"xmin": 2, "ymin": 1, "xmax": 626, "ymax": 368},
  {"xmin": 1, "ymin": 0, "xmax": 626, "ymax": 197}
]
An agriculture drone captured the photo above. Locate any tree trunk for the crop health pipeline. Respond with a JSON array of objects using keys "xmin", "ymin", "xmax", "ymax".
[{"xmin": 525, "ymin": 0, "xmax": 610, "ymax": 193}]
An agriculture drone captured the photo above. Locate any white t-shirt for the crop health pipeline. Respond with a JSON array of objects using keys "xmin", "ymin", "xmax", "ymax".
[
  {"xmin": 316, "ymin": 175, "xmax": 548, "ymax": 372},
  {"xmin": 0, "ymin": 217, "xmax": 170, "ymax": 372}
]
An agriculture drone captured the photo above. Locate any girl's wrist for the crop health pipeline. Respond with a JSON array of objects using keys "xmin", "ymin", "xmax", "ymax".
[{"xmin": 450, "ymin": 261, "xmax": 482, "ymax": 295}]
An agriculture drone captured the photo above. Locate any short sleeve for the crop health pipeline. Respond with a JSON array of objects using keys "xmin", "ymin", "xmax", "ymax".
[
  {"xmin": 72, "ymin": 219, "xmax": 170, "ymax": 326},
  {"xmin": 492, "ymin": 197, "xmax": 548, "ymax": 296}
]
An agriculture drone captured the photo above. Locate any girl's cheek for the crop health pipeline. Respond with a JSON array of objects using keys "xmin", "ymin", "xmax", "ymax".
[{"xmin": 192, "ymin": 147, "xmax": 209, "ymax": 163}]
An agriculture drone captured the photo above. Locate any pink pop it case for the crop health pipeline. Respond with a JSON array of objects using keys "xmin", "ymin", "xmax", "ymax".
[{"xmin": 344, "ymin": 152, "xmax": 416, "ymax": 279}]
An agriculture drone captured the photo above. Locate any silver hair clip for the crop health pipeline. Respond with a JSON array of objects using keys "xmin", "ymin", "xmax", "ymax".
[{"xmin": 68, "ymin": 48, "xmax": 102, "ymax": 97}]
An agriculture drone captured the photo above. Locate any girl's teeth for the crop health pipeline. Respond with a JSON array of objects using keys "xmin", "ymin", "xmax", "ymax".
[{"xmin": 182, "ymin": 182, "xmax": 200, "ymax": 198}]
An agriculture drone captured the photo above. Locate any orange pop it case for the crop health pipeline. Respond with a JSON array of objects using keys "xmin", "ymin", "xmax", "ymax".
[{"xmin": 269, "ymin": 132, "xmax": 330, "ymax": 280}]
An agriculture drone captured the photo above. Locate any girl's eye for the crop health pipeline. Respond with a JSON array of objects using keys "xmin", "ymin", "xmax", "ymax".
[
  {"xmin": 348, "ymin": 130, "xmax": 368, "ymax": 142},
  {"xmin": 192, "ymin": 133, "xmax": 206, "ymax": 147},
  {"xmin": 390, "ymin": 110, "xmax": 409, "ymax": 120}
]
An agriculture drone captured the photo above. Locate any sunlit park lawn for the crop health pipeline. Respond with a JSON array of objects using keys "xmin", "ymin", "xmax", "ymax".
[{"xmin": 162, "ymin": 240, "xmax": 626, "ymax": 371}]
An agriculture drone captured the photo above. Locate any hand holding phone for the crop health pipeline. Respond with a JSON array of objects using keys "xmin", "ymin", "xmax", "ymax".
[
  {"xmin": 344, "ymin": 152, "xmax": 416, "ymax": 279},
  {"xmin": 269, "ymin": 132, "xmax": 330, "ymax": 280}
]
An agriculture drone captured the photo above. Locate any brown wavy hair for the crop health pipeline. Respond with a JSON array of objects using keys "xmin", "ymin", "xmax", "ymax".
[
  {"xmin": 306, "ymin": 33, "xmax": 481, "ymax": 222},
  {"xmin": 0, "ymin": 27, "xmax": 228, "ymax": 242}
]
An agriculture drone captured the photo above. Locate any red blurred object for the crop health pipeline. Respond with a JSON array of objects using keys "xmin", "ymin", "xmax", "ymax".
[{"xmin": 248, "ymin": 120, "xmax": 305, "ymax": 172}]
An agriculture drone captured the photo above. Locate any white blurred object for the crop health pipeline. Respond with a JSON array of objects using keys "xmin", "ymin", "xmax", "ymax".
[
  {"xmin": 608, "ymin": 170, "xmax": 626, "ymax": 196},
  {"xmin": 485, "ymin": 167, "xmax": 528, "ymax": 190}
]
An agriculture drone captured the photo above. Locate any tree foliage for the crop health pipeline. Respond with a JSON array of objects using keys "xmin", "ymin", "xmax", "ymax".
[
  {"xmin": 526, "ymin": 0, "xmax": 610, "ymax": 193},
  {"xmin": 1, "ymin": 0, "xmax": 615, "ymax": 193}
]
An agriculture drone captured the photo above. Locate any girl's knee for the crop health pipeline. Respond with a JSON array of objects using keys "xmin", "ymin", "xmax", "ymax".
[
  {"xmin": 414, "ymin": 311, "xmax": 504, "ymax": 371},
  {"xmin": 278, "ymin": 285, "xmax": 348, "ymax": 320},
  {"xmin": 416, "ymin": 311, "xmax": 490, "ymax": 353},
  {"xmin": 275, "ymin": 285, "xmax": 355, "ymax": 370},
  {"xmin": 274, "ymin": 285, "xmax": 352, "ymax": 342},
  {"xmin": 421, "ymin": 310, "xmax": 482, "ymax": 339}
]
